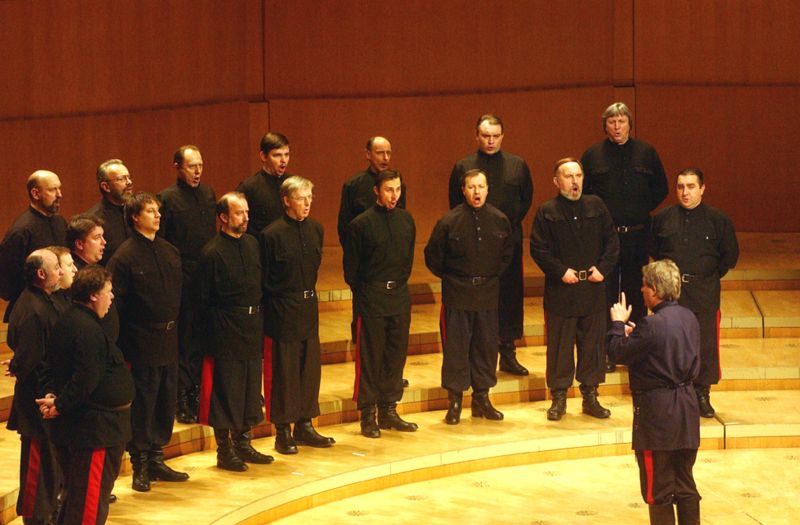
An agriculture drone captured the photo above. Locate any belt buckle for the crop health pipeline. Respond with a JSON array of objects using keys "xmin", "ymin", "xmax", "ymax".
[
  {"xmin": 247, "ymin": 306, "xmax": 256, "ymax": 314},
  {"xmin": 618, "ymin": 225, "xmax": 629, "ymax": 233},
  {"xmin": 471, "ymin": 276, "xmax": 483, "ymax": 286},
  {"xmin": 303, "ymin": 290, "xmax": 314, "ymax": 299},
  {"xmin": 165, "ymin": 321, "xmax": 176, "ymax": 330},
  {"xmin": 386, "ymin": 280, "xmax": 397, "ymax": 290},
  {"xmin": 578, "ymin": 270, "xmax": 588, "ymax": 281},
  {"xmin": 681, "ymin": 274, "xmax": 690, "ymax": 283}
]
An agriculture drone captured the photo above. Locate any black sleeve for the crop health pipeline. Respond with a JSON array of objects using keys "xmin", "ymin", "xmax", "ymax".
[
  {"xmin": 343, "ymin": 221, "xmax": 362, "ymax": 288},
  {"xmin": 648, "ymin": 148, "xmax": 668, "ymax": 211},
  {"xmin": 519, "ymin": 160, "xmax": 534, "ymax": 220},
  {"xmin": 53, "ymin": 331, "xmax": 105, "ymax": 415},
  {"xmin": 0, "ymin": 229, "xmax": 27, "ymax": 300},
  {"xmin": 8, "ymin": 314, "xmax": 45, "ymax": 381},
  {"xmin": 607, "ymin": 318, "xmax": 653, "ymax": 367},
  {"xmin": 717, "ymin": 216, "xmax": 739, "ymax": 278},
  {"xmin": 596, "ymin": 203, "xmax": 620, "ymax": 277},
  {"xmin": 336, "ymin": 183, "xmax": 353, "ymax": 247},
  {"xmin": 530, "ymin": 209, "xmax": 567, "ymax": 279},
  {"xmin": 448, "ymin": 164, "xmax": 464, "ymax": 209},
  {"xmin": 424, "ymin": 220, "xmax": 447, "ymax": 278}
]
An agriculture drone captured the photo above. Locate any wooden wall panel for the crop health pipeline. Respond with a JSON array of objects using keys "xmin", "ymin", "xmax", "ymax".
[
  {"xmin": 635, "ymin": 0, "xmax": 800, "ymax": 84},
  {"xmin": 263, "ymin": 0, "xmax": 614, "ymax": 98},
  {"xmin": 265, "ymin": 87, "xmax": 613, "ymax": 245},
  {"xmin": 637, "ymin": 86, "xmax": 800, "ymax": 232},
  {"xmin": 0, "ymin": 102, "xmax": 252, "ymax": 232},
  {"xmin": 0, "ymin": 0, "xmax": 263, "ymax": 119}
]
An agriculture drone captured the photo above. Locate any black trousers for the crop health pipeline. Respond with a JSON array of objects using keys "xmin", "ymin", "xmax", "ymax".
[
  {"xmin": 545, "ymin": 310, "xmax": 606, "ymax": 390},
  {"xmin": 353, "ymin": 311, "xmax": 410, "ymax": 408},
  {"xmin": 440, "ymin": 306, "xmax": 498, "ymax": 392},
  {"xmin": 635, "ymin": 449, "xmax": 700, "ymax": 506},
  {"xmin": 177, "ymin": 282, "xmax": 203, "ymax": 393},
  {"xmin": 17, "ymin": 435, "xmax": 61, "ymax": 522},
  {"xmin": 201, "ymin": 357, "xmax": 264, "ymax": 431},
  {"xmin": 58, "ymin": 445, "xmax": 123, "ymax": 525},
  {"xmin": 605, "ymin": 229, "xmax": 649, "ymax": 335},
  {"xmin": 498, "ymin": 235, "xmax": 524, "ymax": 343},
  {"xmin": 269, "ymin": 337, "xmax": 322, "ymax": 425},
  {"xmin": 694, "ymin": 309, "xmax": 721, "ymax": 387},
  {"xmin": 129, "ymin": 362, "xmax": 177, "ymax": 453}
]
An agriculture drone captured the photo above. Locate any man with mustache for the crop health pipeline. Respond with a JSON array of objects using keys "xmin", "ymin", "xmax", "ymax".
[
  {"xmin": 650, "ymin": 168, "xmax": 739, "ymax": 418},
  {"xmin": 86, "ymin": 159, "xmax": 134, "ymax": 264},
  {"xmin": 158, "ymin": 145, "xmax": 218, "ymax": 424},
  {"xmin": 425, "ymin": 169, "xmax": 513, "ymax": 425},
  {"xmin": 344, "ymin": 170, "xmax": 418, "ymax": 438},
  {"xmin": 531, "ymin": 158, "xmax": 619, "ymax": 421},
  {"xmin": 581, "ymin": 102, "xmax": 668, "ymax": 372},
  {"xmin": 0, "ymin": 170, "xmax": 67, "ymax": 321},
  {"xmin": 449, "ymin": 114, "xmax": 533, "ymax": 378},
  {"xmin": 261, "ymin": 177, "xmax": 334, "ymax": 454},
  {"xmin": 196, "ymin": 192, "xmax": 274, "ymax": 471},
  {"xmin": 237, "ymin": 132, "xmax": 292, "ymax": 237},
  {"xmin": 108, "ymin": 192, "xmax": 188, "ymax": 492}
]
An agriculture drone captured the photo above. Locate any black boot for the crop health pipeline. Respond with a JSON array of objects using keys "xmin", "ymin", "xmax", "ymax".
[
  {"xmin": 676, "ymin": 498, "xmax": 700, "ymax": 525},
  {"xmin": 498, "ymin": 341, "xmax": 529, "ymax": 376},
  {"xmin": 360, "ymin": 406, "xmax": 381, "ymax": 438},
  {"xmin": 605, "ymin": 355, "xmax": 617, "ymax": 373},
  {"xmin": 580, "ymin": 384, "xmax": 611, "ymax": 419},
  {"xmin": 648, "ymin": 503, "xmax": 676, "ymax": 525},
  {"xmin": 215, "ymin": 429, "xmax": 247, "ymax": 472},
  {"xmin": 547, "ymin": 389, "xmax": 567, "ymax": 421},
  {"xmin": 175, "ymin": 387, "xmax": 196, "ymax": 424},
  {"xmin": 149, "ymin": 449, "xmax": 189, "ymax": 482},
  {"xmin": 471, "ymin": 390, "xmax": 504, "ymax": 420},
  {"xmin": 445, "ymin": 390, "xmax": 463, "ymax": 425},
  {"xmin": 131, "ymin": 451, "xmax": 151, "ymax": 492},
  {"xmin": 274, "ymin": 424, "xmax": 298, "ymax": 455},
  {"xmin": 695, "ymin": 385, "xmax": 715, "ymax": 418},
  {"xmin": 378, "ymin": 403, "xmax": 418, "ymax": 431},
  {"xmin": 293, "ymin": 419, "xmax": 335, "ymax": 447},
  {"xmin": 233, "ymin": 429, "xmax": 274, "ymax": 463}
]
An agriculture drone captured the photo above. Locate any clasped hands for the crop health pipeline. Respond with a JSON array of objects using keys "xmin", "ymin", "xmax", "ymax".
[
  {"xmin": 561, "ymin": 266, "xmax": 604, "ymax": 284},
  {"xmin": 35, "ymin": 394, "xmax": 60, "ymax": 419}
]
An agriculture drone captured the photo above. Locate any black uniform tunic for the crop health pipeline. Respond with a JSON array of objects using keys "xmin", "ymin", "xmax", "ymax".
[
  {"xmin": 337, "ymin": 168, "xmax": 407, "ymax": 245},
  {"xmin": 425, "ymin": 203, "xmax": 512, "ymax": 392},
  {"xmin": 0, "ymin": 207, "xmax": 67, "ymax": 320},
  {"xmin": 85, "ymin": 198, "xmax": 130, "ymax": 265},
  {"xmin": 651, "ymin": 202, "xmax": 739, "ymax": 385},
  {"xmin": 236, "ymin": 169, "xmax": 289, "ymax": 237},
  {"xmin": 531, "ymin": 194, "xmax": 619, "ymax": 390},
  {"xmin": 45, "ymin": 303, "xmax": 134, "ymax": 525},
  {"xmin": 448, "ymin": 150, "xmax": 533, "ymax": 343},
  {"xmin": 343, "ymin": 204, "xmax": 415, "ymax": 407},
  {"xmin": 158, "ymin": 179, "xmax": 217, "ymax": 390},
  {"xmin": 261, "ymin": 214, "xmax": 324, "ymax": 423},
  {"xmin": 73, "ymin": 255, "xmax": 121, "ymax": 343},
  {"xmin": 7, "ymin": 286, "xmax": 62, "ymax": 521},
  {"xmin": 196, "ymin": 232, "xmax": 264, "ymax": 430},
  {"xmin": 108, "ymin": 231, "xmax": 182, "ymax": 453},
  {"xmin": 608, "ymin": 301, "xmax": 701, "ymax": 506}
]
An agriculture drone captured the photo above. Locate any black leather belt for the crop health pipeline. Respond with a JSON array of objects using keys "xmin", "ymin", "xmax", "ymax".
[
  {"xmin": 146, "ymin": 320, "xmax": 176, "ymax": 330},
  {"xmin": 471, "ymin": 276, "xmax": 487, "ymax": 286},
  {"xmin": 681, "ymin": 273, "xmax": 713, "ymax": 283},
  {"xmin": 302, "ymin": 290, "xmax": 315, "ymax": 299},
  {"xmin": 616, "ymin": 224, "xmax": 646, "ymax": 233},
  {"xmin": 373, "ymin": 280, "xmax": 404, "ymax": 290},
  {"xmin": 226, "ymin": 305, "xmax": 263, "ymax": 315},
  {"xmin": 633, "ymin": 381, "xmax": 691, "ymax": 395}
]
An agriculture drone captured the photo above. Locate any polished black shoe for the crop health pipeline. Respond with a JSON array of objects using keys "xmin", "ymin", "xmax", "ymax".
[
  {"xmin": 378, "ymin": 403, "xmax": 418, "ymax": 432},
  {"xmin": 108, "ymin": 494, "xmax": 117, "ymax": 504},
  {"xmin": 274, "ymin": 424, "xmax": 298, "ymax": 454},
  {"xmin": 445, "ymin": 390, "xmax": 462, "ymax": 425},
  {"xmin": 131, "ymin": 452, "xmax": 151, "ymax": 492},
  {"xmin": 149, "ymin": 450, "xmax": 189, "ymax": 482},
  {"xmin": 215, "ymin": 429, "xmax": 248, "ymax": 471},
  {"xmin": 648, "ymin": 503, "xmax": 676, "ymax": 525},
  {"xmin": 360, "ymin": 406, "xmax": 381, "ymax": 438},
  {"xmin": 233, "ymin": 430, "xmax": 274, "ymax": 463},
  {"xmin": 547, "ymin": 390, "xmax": 567, "ymax": 421},
  {"xmin": 695, "ymin": 386, "xmax": 715, "ymax": 418},
  {"xmin": 471, "ymin": 391, "xmax": 504, "ymax": 420},
  {"xmin": 175, "ymin": 388, "xmax": 198, "ymax": 424},
  {"xmin": 580, "ymin": 385, "xmax": 611, "ymax": 419},
  {"xmin": 605, "ymin": 356, "xmax": 617, "ymax": 373},
  {"xmin": 293, "ymin": 419, "xmax": 335, "ymax": 447},
  {"xmin": 498, "ymin": 342, "xmax": 529, "ymax": 376}
]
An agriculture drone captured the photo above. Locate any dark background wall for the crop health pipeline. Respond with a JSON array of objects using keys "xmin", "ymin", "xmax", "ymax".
[{"xmin": 1, "ymin": 0, "xmax": 798, "ymax": 245}]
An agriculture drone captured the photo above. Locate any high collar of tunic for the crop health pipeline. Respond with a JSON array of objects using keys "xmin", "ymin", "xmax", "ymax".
[
  {"xmin": 282, "ymin": 213, "xmax": 306, "ymax": 226},
  {"xmin": 556, "ymin": 194, "xmax": 583, "ymax": 208},
  {"xmin": 220, "ymin": 230, "xmax": 244, "ymax": 243},
  {"xmin": 176, "ymin": 178, "xmax": 199, "ymax": 191},
  {"xmin": 680, "ymin": 202, "xmax": 704, "ymax": 216},
  {"xmin": 373, "ymin": 203, "xmax": 395, "ymax": 214},
  {"xmin": 132, "ymin": 229, "xmax": 156, "ymax": 244},
  {"xmin": 27, "ymin": 205, "xmax": 53, "ymax": 219}
]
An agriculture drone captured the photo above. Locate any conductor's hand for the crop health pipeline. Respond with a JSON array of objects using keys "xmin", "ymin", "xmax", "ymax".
[{"xmin": 610, "ymin": 292, "xmax": 633, "ymax": 324}]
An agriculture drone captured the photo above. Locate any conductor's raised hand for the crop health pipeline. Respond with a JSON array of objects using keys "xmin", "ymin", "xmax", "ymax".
[{"xmin": 610, "ymin": 292, "xmax": 632, "ymax": 323}]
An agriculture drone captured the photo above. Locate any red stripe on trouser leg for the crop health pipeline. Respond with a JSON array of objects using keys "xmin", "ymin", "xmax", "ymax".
[
  {"xmin": 352, "ymin": 316, "xmax": 362, "ymax": 403},
  {"xmin": 263, "ymin": 336, "xmax": 273, "ymax": 421},
  {"xmin": 20, "ymin": 437, "xmax": 42, "ymax": 517},
  {"xmin": 643, "ymin": 449, "xmax": 655, "ymax": 504},
  {"xmin": 81, "ymin": 448, "xmax": 105, "ymax": 525},
  {"xmin": 716, "ymin": 309, "xmax": 722, "ymax": 381},
  {"xmin": 199, "ymin": 355, "xmax": 215, "ymax": 425},
  {"xmin": 543, "ymin": 310, "xmax": 549, "ymax": 384},
  {"xmin": 439, "ymin": 304, "xmax": 446, "ymax": 346}
]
